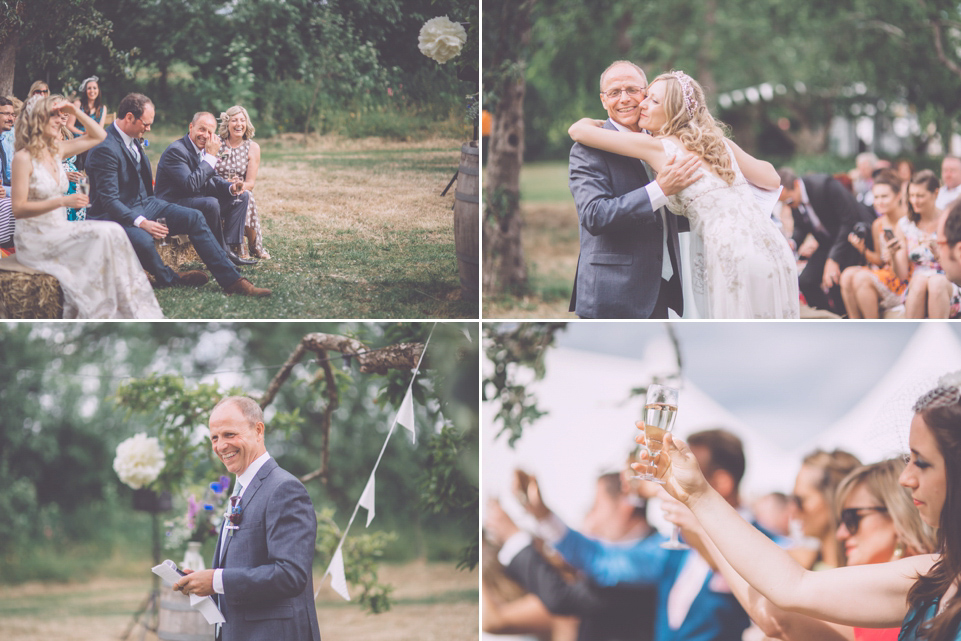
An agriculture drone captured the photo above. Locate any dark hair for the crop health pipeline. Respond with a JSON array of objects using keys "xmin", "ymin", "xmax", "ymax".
[
  {"xmin": 116, "ymin": 93, "xmax": 152, "ymax": 121},
  {"xmin": 778, "ymin": 167, "xmax": 799, "ymax": 190},
  {"xmin": 688, "ymin": 429, "xmax": 746, "ymax": 487},
  {"xmin": 944, "ymin": 200, "xmax": 961, "ymax": 247},
  {"xmin": 873, "ymin": 170, "xmax": 901, "ymax": 196},
  {"xmin": 80, "ymin": 78, "xmax": 103, "ymax": 119},
  {"xmin": 908, "ymin": 170, "xmax": 942, "ymax": 223},
  {"xmin": 0, "ymin": 96, "xmax": 12, "ymax": 109},
  {"xmin": 906, "ymin": 395, "xmax": 961, "ymax": 641}
]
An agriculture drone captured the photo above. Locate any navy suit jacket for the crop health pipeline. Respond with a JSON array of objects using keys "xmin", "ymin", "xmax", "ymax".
[
  {"xmin": 568, "ymin": 120, "xmax": 685, "ymax": 318},
  {"xmin": 215, "ymin": 458, "xmax": 321, "ymax": 641},
  {"xmin": 154, "ymin": 135, "xmax": 232, "ymax": 203},
  {"xmin": 86, "ymin": 123, "xmax": 156, "ymax": 226}
]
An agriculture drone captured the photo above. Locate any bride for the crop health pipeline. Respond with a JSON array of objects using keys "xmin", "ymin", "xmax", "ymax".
[
  {"xmin": 11, "ymin": 95, "xmax": 162, "ymax": 318},
  {"xmin": 569, "ymin": 71, "xmax": 799, "ymax": 319}
]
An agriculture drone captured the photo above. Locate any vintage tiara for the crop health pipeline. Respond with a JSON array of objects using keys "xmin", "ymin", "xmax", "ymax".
[
  {"xmin": 671, "ymin": 70, "xmax": 697, "ymax": 118},
  {"xmin": 913, "ymin": 371, "xmax": 961, "ymax": 412}
]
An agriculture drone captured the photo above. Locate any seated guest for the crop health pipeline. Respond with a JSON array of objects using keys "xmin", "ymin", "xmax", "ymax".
[
  {"xmin": 0, "ymin": 96, "xmax": 16, "ymax": 253},
  {"xmin": 937, "ymin": 201, "xmax": 961, "ymax": 287},
  {"xmin": 69, "ymin": 75, "xmax": 107, "ymax": 134},
  {"xmin": 935, "ymin": 155, "xmax": 961, "ymax": 210},
  {"xmin": 155, "ymin": 112, "xmax": 255, "ymax": 266},
  {"xmin": 27, "ymin": 81, "xmax": 50, "ymax": 100},
  {"xmin": 216, "ymin": 105, "xmax": 268, "ymax": 259},
  {"xmin": 893, "ymin": 170, "xmax": 960, "ymax": 318},
  {"xmin": 85, "ymin": 93, "xmax": 270, "ymax": 297},
  {"xmin": 839, "ymin": 173, "xmax": 908, "ymax": 318}
]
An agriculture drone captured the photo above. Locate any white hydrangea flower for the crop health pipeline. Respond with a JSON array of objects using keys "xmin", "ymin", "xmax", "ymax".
[
  {"xmin": 938, "ymin": 370, "xmax": 961, "ymax": 389},
  {"xmin": 418, "ymin": 16, "xmax": 467, "ymax": 64},
  {"xmin": 113, "ymin": 433, "xmax": 166, "ymax": 490}
]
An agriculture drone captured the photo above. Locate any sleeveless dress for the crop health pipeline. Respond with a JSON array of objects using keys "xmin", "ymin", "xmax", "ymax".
[
  {"xmin": 14, "ymin": 156, "xmax": 163, "ymax": 318},
  {"xmin": 899, "ymin": 217, "xmax": 961, "ymax": 317},
  {"xmin": 661, "ymin": 139, "xmax": 800, "ymax": 318},
  {"xmin": 215, "ymin": 137, "xmax": 266, "ymax": 257},
  {"xmin": 898, "ymin": 599, "xmax": 961, "ymax": 641}
]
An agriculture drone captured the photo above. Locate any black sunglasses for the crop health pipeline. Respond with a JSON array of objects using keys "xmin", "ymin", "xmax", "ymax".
[{"xmin": 839, "ymin": 507, "xmax": 888, "ymax": 535}]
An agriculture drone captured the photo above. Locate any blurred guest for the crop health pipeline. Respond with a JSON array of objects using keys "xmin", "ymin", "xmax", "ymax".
[
  {"xmin": 487, "ymin": 470, "xmax": 659, "ymax": 641},
  {"xmin": 0, "ymin": 96, "xmax": 16, "ymax": 254},
  {"xmin": 792, "ymin": 449, "xmax": 862, "ymax": 569},
  {"xmin": 215, "ymin": 105, "xmax": 268, "ymax": 259},
  {"xmin": 935, "ymin": 156, "xmax": 961, "ymax": 210},
  {"xmin": 752, "ymin": 492, "xmax": 792, "ymax": 538},
  {"xmin": 778, "ymin": 168, "xmax": 875, "ymax": 314},
  {"xmin": 68, "ymin": 76, "xmax": 107, "ymax": 170},
  {"xmin": 937, "ymin": 201, "xmax": 961, "ymax": 287},
  {"xmin": 27, "ymin": 81, "xmax": 50, "ymax": 99},
  {"xmin": 894, "ymin": 158, "xmax": 914, "ymax": 207},
  {"xmin": 839, "ymin": 173, "xmax": 908, "ymax": 318},
  {"xmin": 678, "ymin": 458, "xmax": 937, "ymax": 641},
  {"xmin": 894, "ymin": 170, "xmax": 960, "ymax": 318},
  {"xmin": 851, "ymin": 152, "xmax": 877, "ymax": 206}
]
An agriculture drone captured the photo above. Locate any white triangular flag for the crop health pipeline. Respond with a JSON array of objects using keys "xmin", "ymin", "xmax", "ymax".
[
  {"xmin": 327, "ymin": 547, "xmax": 350, "ymax": 601},
  {"xmin": 359, "ymin": 475, "xmax": 375, "ymax": 527},
  {"xmin": 397, "ymin": 388, "xmax": 416, "ymax": 444},
  {"xmin": 462, "ymin": 327, "xmax": 472, "ymax": 342}
]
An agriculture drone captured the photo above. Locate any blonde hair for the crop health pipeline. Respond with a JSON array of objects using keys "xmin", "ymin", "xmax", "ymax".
[
  {"xmin": 835, "ymin": 458, "xmax": 938, "ymax": 558},
  {"xmin": 14, "ymin": 95, "xmax": 60, "ymax": 160},
  {"xmin": 650, "ymin": 71, "xmax": 736, "ymax": 185},
  {"xmin": 218, "ymin": 105, "xmax": 255, "ymax": 140}
]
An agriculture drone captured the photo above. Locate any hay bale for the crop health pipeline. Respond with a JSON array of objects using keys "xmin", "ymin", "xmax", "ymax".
[
  {"xmin": 155, "ymin": 234, "xmax": 201, "ymax": 270},
  {"xmin": 0, "ymin": 266, "xmax": 64, "ymax": 319}
]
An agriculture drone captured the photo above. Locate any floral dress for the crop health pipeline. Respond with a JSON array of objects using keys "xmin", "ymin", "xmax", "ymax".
[
  {"xmin": 62, "ymin": 154, "xmax": 85, "ymax": 221},
  {"xmin": 215, "ymin": 137, "xmax": 266, "ymax": 258},
  {"xmin": 899, "ymin": 217, "xmax": 961, "ymax": 317}
]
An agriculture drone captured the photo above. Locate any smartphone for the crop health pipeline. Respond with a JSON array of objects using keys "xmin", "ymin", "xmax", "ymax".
[{"xmin": 883, "ymin": 228, "xmax": 895, "ymax": 241}]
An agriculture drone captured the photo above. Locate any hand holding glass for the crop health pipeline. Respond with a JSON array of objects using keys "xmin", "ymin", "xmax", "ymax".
[{"xmin": 636, "ymin": 384, "xmax": 678, "ymax": 484}]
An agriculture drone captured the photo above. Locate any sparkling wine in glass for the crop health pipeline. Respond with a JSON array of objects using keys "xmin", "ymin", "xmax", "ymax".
[
  {"xmin": 637, "ymin": 385, "xmax": 678, "ymax": 485},
  {"xmin": 76, "ymin": 174, "xmax": 89, "ymax": 196},
  {"xmin": 156, "ymin": 216, "xmax": 169, "ymax": 246},
  {"xmin": 230, "ymin": 175, "xmax": 243, "ymax": 204}
]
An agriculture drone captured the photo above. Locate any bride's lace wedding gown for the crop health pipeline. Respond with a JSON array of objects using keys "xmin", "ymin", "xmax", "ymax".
[
  {"xmin": 662, "ymin": 139, "xmax": 800, "ymax": 319},
  {"xmin": 14, "ymin": 157, "xmax": 163, "ymax": 318}
]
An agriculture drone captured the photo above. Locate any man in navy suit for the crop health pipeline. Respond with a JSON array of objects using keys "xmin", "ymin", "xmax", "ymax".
[
  {"xmin": 174, "ymin": 396, "xmax": 321, "ymax": 641},
  {"xmin": 86, "ymin": 93, "xmax": 270, "ymax": 297},
  {"xmin": 155, "ymin": 112, "xmax": 255, "ymax": 266}
]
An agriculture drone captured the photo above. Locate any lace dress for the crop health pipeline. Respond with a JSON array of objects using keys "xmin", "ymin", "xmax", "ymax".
[
  {"xmin": 215, "ymin": 137, "xmax": 266, "ymax": 257},
  {"xmin": 14, "ymin": 156, "xmax": 163, "ymax": 318},
  {"xmin": 662, "ymin": 139, "xmax": 800, "ymax": 318}
]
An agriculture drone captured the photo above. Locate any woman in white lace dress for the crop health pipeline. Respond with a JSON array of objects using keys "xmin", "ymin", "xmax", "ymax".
[
  {"xmin": 10, "ymin": 95, "xmax": 162, "ymax": 318},
  {"xmin": 569, "ymin": 71, "xmax": 799, "ymax": 319}
]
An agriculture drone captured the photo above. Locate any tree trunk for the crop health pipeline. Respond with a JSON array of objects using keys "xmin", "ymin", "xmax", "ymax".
[
  {"xmin": 0, "ymin": 30, "xmax": 18, "ymax": 97},
  {"xmin": 482, "ymin": 0, "xmax": 534, "ymax": 294}
]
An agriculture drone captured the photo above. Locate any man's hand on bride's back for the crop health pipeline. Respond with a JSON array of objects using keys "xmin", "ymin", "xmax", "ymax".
[{"xmin": 656, "ymin": 153, "xmax": 702, "ymax": 197}]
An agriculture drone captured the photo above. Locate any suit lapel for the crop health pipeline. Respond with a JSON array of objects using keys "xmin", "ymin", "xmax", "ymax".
[{"xmin": 220, "ymin": 459, "xmax": 277, "ymax": 565}]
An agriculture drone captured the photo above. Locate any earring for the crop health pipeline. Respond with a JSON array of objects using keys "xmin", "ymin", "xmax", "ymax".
[{"xmin": 893, "ymin": 542, "xmax": 905, "ymax": 560}]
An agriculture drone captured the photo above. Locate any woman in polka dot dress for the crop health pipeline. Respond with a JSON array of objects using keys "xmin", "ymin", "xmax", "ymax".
[{"xmin": 215, "ymin": 105, "xmax": 268, "ymax": 259}]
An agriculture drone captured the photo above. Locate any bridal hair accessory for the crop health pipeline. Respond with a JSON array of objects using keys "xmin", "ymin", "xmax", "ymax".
[
  {"xmin": 671, "ymin": 70, "xmax": 697, "ymax": 118},
  {"xmin": 79, "ymin": 75, "xmax": 100, "ymax": 92},
  {"xmin": 913, "ymin": 371, "xmax": 961, "ymax": 412}
]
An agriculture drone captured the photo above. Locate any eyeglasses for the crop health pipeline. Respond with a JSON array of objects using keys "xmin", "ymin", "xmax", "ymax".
[
  {"xmin": 136, "ymin": 117, "xmax": 153, "ymax": 130},
  {"xmin": 839, "ymin": 507, "xmax": 888, "ymax": 535},
  {"xmin": 604, "ymin": 86, "xmax": 645, "ymax": 100}
]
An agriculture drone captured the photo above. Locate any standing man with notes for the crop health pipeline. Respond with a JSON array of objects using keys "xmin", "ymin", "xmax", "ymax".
[{"xmin": 174, "ymin": 396, "xmax": 321, "ymax": 641}]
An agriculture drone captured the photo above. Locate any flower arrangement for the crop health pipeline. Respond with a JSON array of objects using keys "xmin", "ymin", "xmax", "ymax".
[
  {"xmin": 163, "ymin": 476, "xmax": 232, "ymax": 550},
  {"xmin": 113, "ymin": 433, "xmax": 166, "ymax": 490},
  {"xmin": 418, "ymin": 16, "xmax": 467, "ymax": 64}
]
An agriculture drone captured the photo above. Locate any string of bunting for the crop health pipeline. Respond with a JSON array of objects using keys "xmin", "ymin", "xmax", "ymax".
[{"xmin": 318, "ymin": 323, "xmax": 471, "ymax": 601}]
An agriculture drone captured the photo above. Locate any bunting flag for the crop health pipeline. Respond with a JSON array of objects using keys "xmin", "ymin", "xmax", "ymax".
[
  {"xmin": 359, "ymin": 475, "xmax": 376, "ymax": 527},
  {"xmin": 326, "ymin": 547, "xmax": 350, "ymax": 601},
  {"xmin": 462, "ymin": 327, "xmax": 472, "ymax": 343},
  {"xmin": 396, "ymin": 388, "xmax": 416, "ymax": 444}
]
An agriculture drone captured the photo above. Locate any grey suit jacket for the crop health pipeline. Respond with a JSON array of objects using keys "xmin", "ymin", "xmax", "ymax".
[
  {"xmin": 86, "ymin": 123, "xmax": 156, "ymax": 226},
  {"xmin": 216, "ymin": 458, "xmax": 321, "ymax": 641},
  {"xmin": 568, "ymin": 120, "xmax": 684, "ymax": 318},
  {"xmin": 154, "ymin": 135, "xmax": 233, "ymax": 203}
]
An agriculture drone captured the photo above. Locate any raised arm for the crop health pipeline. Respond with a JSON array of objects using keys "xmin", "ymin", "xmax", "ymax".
[
  {"xmin": 568, "ymin": 118, "xmax": 667, "ymax": 171},
  {"xmin": 726, "ymin": 139, "xmax": 779, "ymax": 190},
  {"xmin": 57, "ymin": 101, "xmax": 106, "ymax": 157},
  {"xmin": 641, "ymin": 433, "xmax": 933, "ymax": 627}
]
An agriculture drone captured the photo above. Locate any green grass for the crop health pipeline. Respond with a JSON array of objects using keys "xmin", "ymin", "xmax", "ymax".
[{"xmin": 520, "ymin": 161, "xmax": 572, "ymax": 204}]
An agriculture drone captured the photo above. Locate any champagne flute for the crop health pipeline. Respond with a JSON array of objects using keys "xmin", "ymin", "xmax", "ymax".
[
  {"xmin": 636, "ymin": 384, "xmax": 678, "ymax": 484},
  {"xmin": 76, "ymin": 173, "xmax": 89, "ymax": 196},
  {"xmin": 229, "ymin": 175, "xmax": 243, "ymax": 204},
  {"xmin": 156, "ymin": 216, "xmax": 169, "ymax": 246}
]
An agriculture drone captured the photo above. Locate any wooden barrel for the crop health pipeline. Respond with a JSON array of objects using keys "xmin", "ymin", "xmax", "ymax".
[
  {"xmin": 157, "ymin": 582, "xmax": 215, "ymax": 641},
  {"xmin": 454, "ymin": 142, "xmax": 479, "ymax": 295}
]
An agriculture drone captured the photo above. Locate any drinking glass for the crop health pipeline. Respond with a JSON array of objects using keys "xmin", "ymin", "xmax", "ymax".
[
  {"xmin": 76, "ymin": 173, "xmax": 89, "ymax": 196},
  {"xmin": 230, "ymin": 175, "xmax": 243, "ymax": 204},
  {"xmin": 156, "ymin": 216, "xmax": 169, "ymax": 246},
  {"xmin": 636, "ymin": 384, "xmax": 678, "ymax": 484}
]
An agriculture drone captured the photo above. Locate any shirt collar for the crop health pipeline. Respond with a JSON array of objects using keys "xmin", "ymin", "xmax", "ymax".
[
  {"xmin": 235, "ymin": 451, "xmax": 271, "ymax": 492},
  {"xmin": 798, "ymin": 179, "xmax": 811, "ymax": 206},
  {"xmin": 189, "ymin": 137, "xmax": 204, "ymax": 155},
  {"xmin": 114, "ymin": 121, "xmax": 136, "ymax": 150}
]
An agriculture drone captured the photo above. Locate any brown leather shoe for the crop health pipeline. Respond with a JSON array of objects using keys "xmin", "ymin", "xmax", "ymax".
[
  {"xmin": 224, "ymin": 277, "xmax": 271, "ymax": 297},
  {"xmin": 174, "ymin": 270, "xmax": 210, "ymax": 287}
]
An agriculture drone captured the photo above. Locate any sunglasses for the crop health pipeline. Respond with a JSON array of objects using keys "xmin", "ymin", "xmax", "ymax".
[{"xmin": 839, "ymin": 507, "xmax": 888, "ymax": 535}]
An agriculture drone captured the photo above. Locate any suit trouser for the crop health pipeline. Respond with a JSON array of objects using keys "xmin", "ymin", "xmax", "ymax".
[
  {"xmin": 120, "ymin": 197, "xmax": 242, "ymax": 288},
  {"xmin": 168, "ymin": 192, "xmax": 248, "ymax": 250}
]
